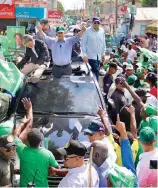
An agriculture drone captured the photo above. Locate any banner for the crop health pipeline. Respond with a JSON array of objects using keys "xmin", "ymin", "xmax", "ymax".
[
  {"xmin": 48, "ymin": 10, "xmax": 62, "ymax": 19},
  {"xmin": 0, "ymin": 4, "xmax": 15, "ymax": 19},
  {"xmin": 7, "ymin": 26, "xmax": 25, "ymax": 52},
  {"xmin": 0, "ymin": 60, "xmax": 24, "ymax": 96},
  {"xmin": 16, "ymin": 7, "xmax": 45, "ymax": 19},
  {"xmin": 14, "ymin": 0, "xmax": 47, "ymax": 5}
]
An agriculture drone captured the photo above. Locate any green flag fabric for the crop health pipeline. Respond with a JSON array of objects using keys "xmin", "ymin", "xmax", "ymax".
[
  {"xmin": 138, "ymin": 47, "xmax": 158, "ymax": 62},
  {"xmin": 108, "ymin": 165, "xmax": 136, "ymax": 187},
  {"xmin": 0, "ymin": 60, "xmax": 24, "ymax": 96}
]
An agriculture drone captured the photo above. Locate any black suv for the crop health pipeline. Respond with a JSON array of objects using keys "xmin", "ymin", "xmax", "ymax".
[{"xmin": 14, "ymin": 62, "xmax": 110, "ymax": 186}]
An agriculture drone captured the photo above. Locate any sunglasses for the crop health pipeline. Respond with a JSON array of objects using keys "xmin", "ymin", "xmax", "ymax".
[
  {"xmin": 94, "ymin": 22, "xmax": 100, "ymax": 24},
  {"xmin": 84, "ymin": 132, "xmax": 94, "ymax": 136},
  {"xmin": 64, "ymin": 155, "xmax": 78, "ymax": 161}
]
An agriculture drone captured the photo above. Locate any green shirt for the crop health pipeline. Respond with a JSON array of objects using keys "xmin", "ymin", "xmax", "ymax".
[
  {"xmin": 0, "ymin": 117, "xmax": 14, "ymax": 136},
  {"xmin": 15, "ymin": 138, "xmax": 58, "ymax": 187}
]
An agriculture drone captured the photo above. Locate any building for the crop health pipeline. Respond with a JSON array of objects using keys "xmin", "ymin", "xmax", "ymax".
[{"xmin": 131, "ymin": 8, "xmax": 158, "ymax": 36}]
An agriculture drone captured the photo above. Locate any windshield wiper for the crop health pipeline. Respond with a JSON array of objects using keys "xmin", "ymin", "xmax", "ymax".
[
  {"xmin": 33, "ymin": 111, "xmax": 57, "ymax": 116},
  {"xmin": 51, "ymin": 112, "xmax": 98, "ymax": 117}
]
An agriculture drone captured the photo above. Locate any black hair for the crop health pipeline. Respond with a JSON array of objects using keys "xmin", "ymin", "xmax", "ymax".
[{"xmin": 27, "ymin": 128, "xmax": 43, "ymax": 148}]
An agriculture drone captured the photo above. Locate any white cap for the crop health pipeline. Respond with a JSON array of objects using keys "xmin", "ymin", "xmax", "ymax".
[
  {"xmin": 123, "ymin": 62, "xmax": 128, "ymax": 66},
  {"xmin": 126, "ymin": 64, "xmax": 133, "ymax": 70}
]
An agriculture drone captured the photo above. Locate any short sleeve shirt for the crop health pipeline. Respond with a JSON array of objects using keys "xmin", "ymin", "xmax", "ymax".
[{"xmin": 15, "ymin": 138, "xmax": 58, "ymax": 187}]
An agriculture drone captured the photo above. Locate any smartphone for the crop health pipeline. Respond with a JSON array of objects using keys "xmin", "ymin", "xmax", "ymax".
[{"xmin": 150, "ymin": 160, "xmax": 158, "ymax": 169}]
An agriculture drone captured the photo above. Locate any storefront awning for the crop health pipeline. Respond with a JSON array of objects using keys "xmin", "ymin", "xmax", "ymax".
[{"xmin": 145, "ymin": 21, "xmax": 158, "ymax": 35}]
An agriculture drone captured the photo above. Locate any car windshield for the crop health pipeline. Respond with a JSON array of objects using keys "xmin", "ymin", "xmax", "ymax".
[{"xmin": 18, "ymin": 78, "xmax": 102, "ymax": 114}]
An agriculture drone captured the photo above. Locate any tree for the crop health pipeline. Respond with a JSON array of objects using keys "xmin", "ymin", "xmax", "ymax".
[
  {"xmin": 141, "ymin": 0, "xmax": 157, "ymax": 7},
  {"xmin": 57, "ymin": 1, "xmax": 64, "ymax": 13}
]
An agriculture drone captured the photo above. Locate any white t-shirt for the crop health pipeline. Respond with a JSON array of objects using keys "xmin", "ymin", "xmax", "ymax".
[
  {"xmin": 127, "ymin": 49, "xmax": 137, "ymax": 62},
  {"xmin": 58, "ymin": 164, "xmax": 99, "ymax": 187},
  {"xmin": 137, "ymin": 148, "xmax": 158, "ymax": 187}
]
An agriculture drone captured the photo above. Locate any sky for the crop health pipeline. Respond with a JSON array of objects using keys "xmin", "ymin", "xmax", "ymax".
[{"xmin": 60, "ymin": 0, "xmax": 85, "ymax": 10}]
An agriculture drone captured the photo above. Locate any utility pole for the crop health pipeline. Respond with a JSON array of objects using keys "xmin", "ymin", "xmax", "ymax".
[{"xmin": 115, "ymin": 0, "xmax": 118, "ymax": 29}]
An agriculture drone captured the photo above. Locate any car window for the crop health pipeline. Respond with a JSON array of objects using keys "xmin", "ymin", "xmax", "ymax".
[{"xmin": 17, "ymin": 79, "xmax": 102, "ymax": 114}]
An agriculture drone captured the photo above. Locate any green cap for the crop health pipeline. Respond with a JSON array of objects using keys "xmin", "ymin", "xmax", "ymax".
[
  {"xmin": 56, "ymin": 26, "xmax": 65, "ymax": 33},
  {"xmin": 104, "ymin": 64, "xmax": 109, "ymax": 71},
  {"xmin": 139, "ymin": 127, "xmax": 155, "ymax": 144},
  {"xmin": 140, "ymin": 120, "xmax": 149, "ymax": 128},
  {"xmin": 108, "ymin": 165, "xmax": 136, "ymax": 187},
  {"xmin": 127, "ymin": 75, "xmax": 137, "ymax": 85},
  {"xmin": 149, "ymin": 116, "xmax": 158, "ymax": 132},
  {"xmin": 144, "ymin": 104, "xmax": 157, "ymax": 117},
  {"xmin": 136, "ymin": 67, "xmax": 145, "ymax": 76}
]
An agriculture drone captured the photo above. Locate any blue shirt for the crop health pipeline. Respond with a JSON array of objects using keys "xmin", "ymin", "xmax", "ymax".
[
  {"xmin": 81, "ymin": 27, "xmax": 106, "ymax": 61},
  {"xmin": 42, "ymin": 34, "xmax": 80, "ymax": 66},
  {"xmin": 95, "ymin": 139, "xmax": 138, "ymax": 187}
]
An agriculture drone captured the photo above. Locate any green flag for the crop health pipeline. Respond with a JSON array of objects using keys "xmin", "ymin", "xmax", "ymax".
[
  {"xmin": 138, "ymin": 47, "xmax": 158, "ymax": 62},
  {"xmin": 108, "ymin": 165, "xmax": 136, "ymax": 187},
  {"xmin": 0, "ymin": 60, "xmax": 24, "ymax": 96}
]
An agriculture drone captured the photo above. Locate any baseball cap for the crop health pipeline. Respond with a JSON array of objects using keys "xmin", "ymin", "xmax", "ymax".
[
  {"xmin": 83, "ymin": 120, "xmax": 104, "ymax": 134},
  {"xmin": 139, "ymin": 127, "xmax": 155, "ymax": 144},
  {"xmin": 40, "ymin": 19, "xmax": 49, "ymax": 25},
  {"xmin": 126, "ymin": 64, "xmax": 133, "ymax": 70},
  {"xmin": 149, "ymin": 116, "xmax": 158, "ymax": 132},
  {"xmin": 127, "ymin": 75, "xmax": 137, "ymax": 85},
  {"xmin": 144, "ymin": 104, "xmax": 157, "ymax": 116},
  {"xmin": 109, "ymin": 62, "xmax": 117, "ymax": 69},
  {"xmin": 146, "ymin": 72, "xmax": 157, "ymax": 82},
  {"xmin": 58, "ymin": 140, "xmax": 87, "ymax": 157},
  {"xmin": 123, "ymin": 62, "xmax": 128, "ymax": 66},
  {"xmin": 115, "ymin": 76, "xmax": 125, "ymax": 85},
  {"xmin": 56, "ymin": 26, "xmax": 65, "ymax": 33},
  {"xmin": 0, "ymin": 135, "xmax": 16, "ymax": 149},
  {"xmin": 135, "ymin": 88, "xmax": 150, "ymax": 97},
  {"xmin": 92, "ymin": 17, "xmax": 101, "ymax": 23},
  {"xmin": 136, "ymin": 67, "xmax": 145, "ymax": 75}
]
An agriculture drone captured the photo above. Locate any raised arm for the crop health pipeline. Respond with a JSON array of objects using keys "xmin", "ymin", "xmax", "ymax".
[
  {"xmin": 97, "ymin": 107, "xmax": 110, "ymax": 136},
  {"xmin": 13, "ymin": 98, "xmax": 33, "ymax": 142},
  {"xmin": 126, "ymin": 105, "xmax": 137, "ymax": 138},
  {"xmin": 122, "ymin": 81, "xmax": 144, "ymax": 108},
  {"xmin": 36, "ymin": 24, "xmax": 55, "ymax": 48},
  {"xmin": 113, "ymin": 115, "xmax": 137, "ymax": 177}
]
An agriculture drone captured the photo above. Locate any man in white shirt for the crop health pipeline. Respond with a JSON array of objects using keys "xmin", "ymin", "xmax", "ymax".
[
  {"xmin": 58, "ymin": 140, "xmax": 99, "ymax": 187},
  {"xmin": 127, "ymin": 43, "xmax": 137, "ymax": 63},
  {"xmin": 137, "ymin": 127, "xmax": 158, "ymax": 187},
  {"xmin": 83, "ymin": 120, "xmax": 117, "ymax": 162},
  {"xmin": 81, "ymin": 17, "xmax": 106, "ymax": 80}
]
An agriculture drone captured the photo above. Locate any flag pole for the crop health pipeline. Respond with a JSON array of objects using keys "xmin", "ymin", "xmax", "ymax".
[{"xmin": 88, "ymin": 147, "xmax": 94, "ymax": 188}]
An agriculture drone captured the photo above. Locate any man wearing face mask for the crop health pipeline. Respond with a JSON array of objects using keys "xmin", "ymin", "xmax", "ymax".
[{"xmin": 0, "ymin": 135, "xmax": 16, "ymax": 187}]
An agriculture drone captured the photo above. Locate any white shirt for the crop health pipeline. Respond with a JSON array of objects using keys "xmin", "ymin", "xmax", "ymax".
[
  {"xmin": 58, "ymin": 164, "xmax": 99, "ymax": 187},
  {"xmin": 127, "ymin": 49, "xmax": 137, "ymax": 62},
  {"xmin": 81, "ymin": 27, "xmax": 106, "ymax": 60},
  {"xmin": 136, "ymin": 148, "xmax": 158, "ymax": 187},
  {"xmin": 147, "ymin": 95, "xmax": 158, "ymax": 108}
]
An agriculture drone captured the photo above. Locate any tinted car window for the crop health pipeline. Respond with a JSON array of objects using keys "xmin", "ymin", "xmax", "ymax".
[{"xmin": 18, "ymin": 79, "xmax": 102, "ymax": 114}]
